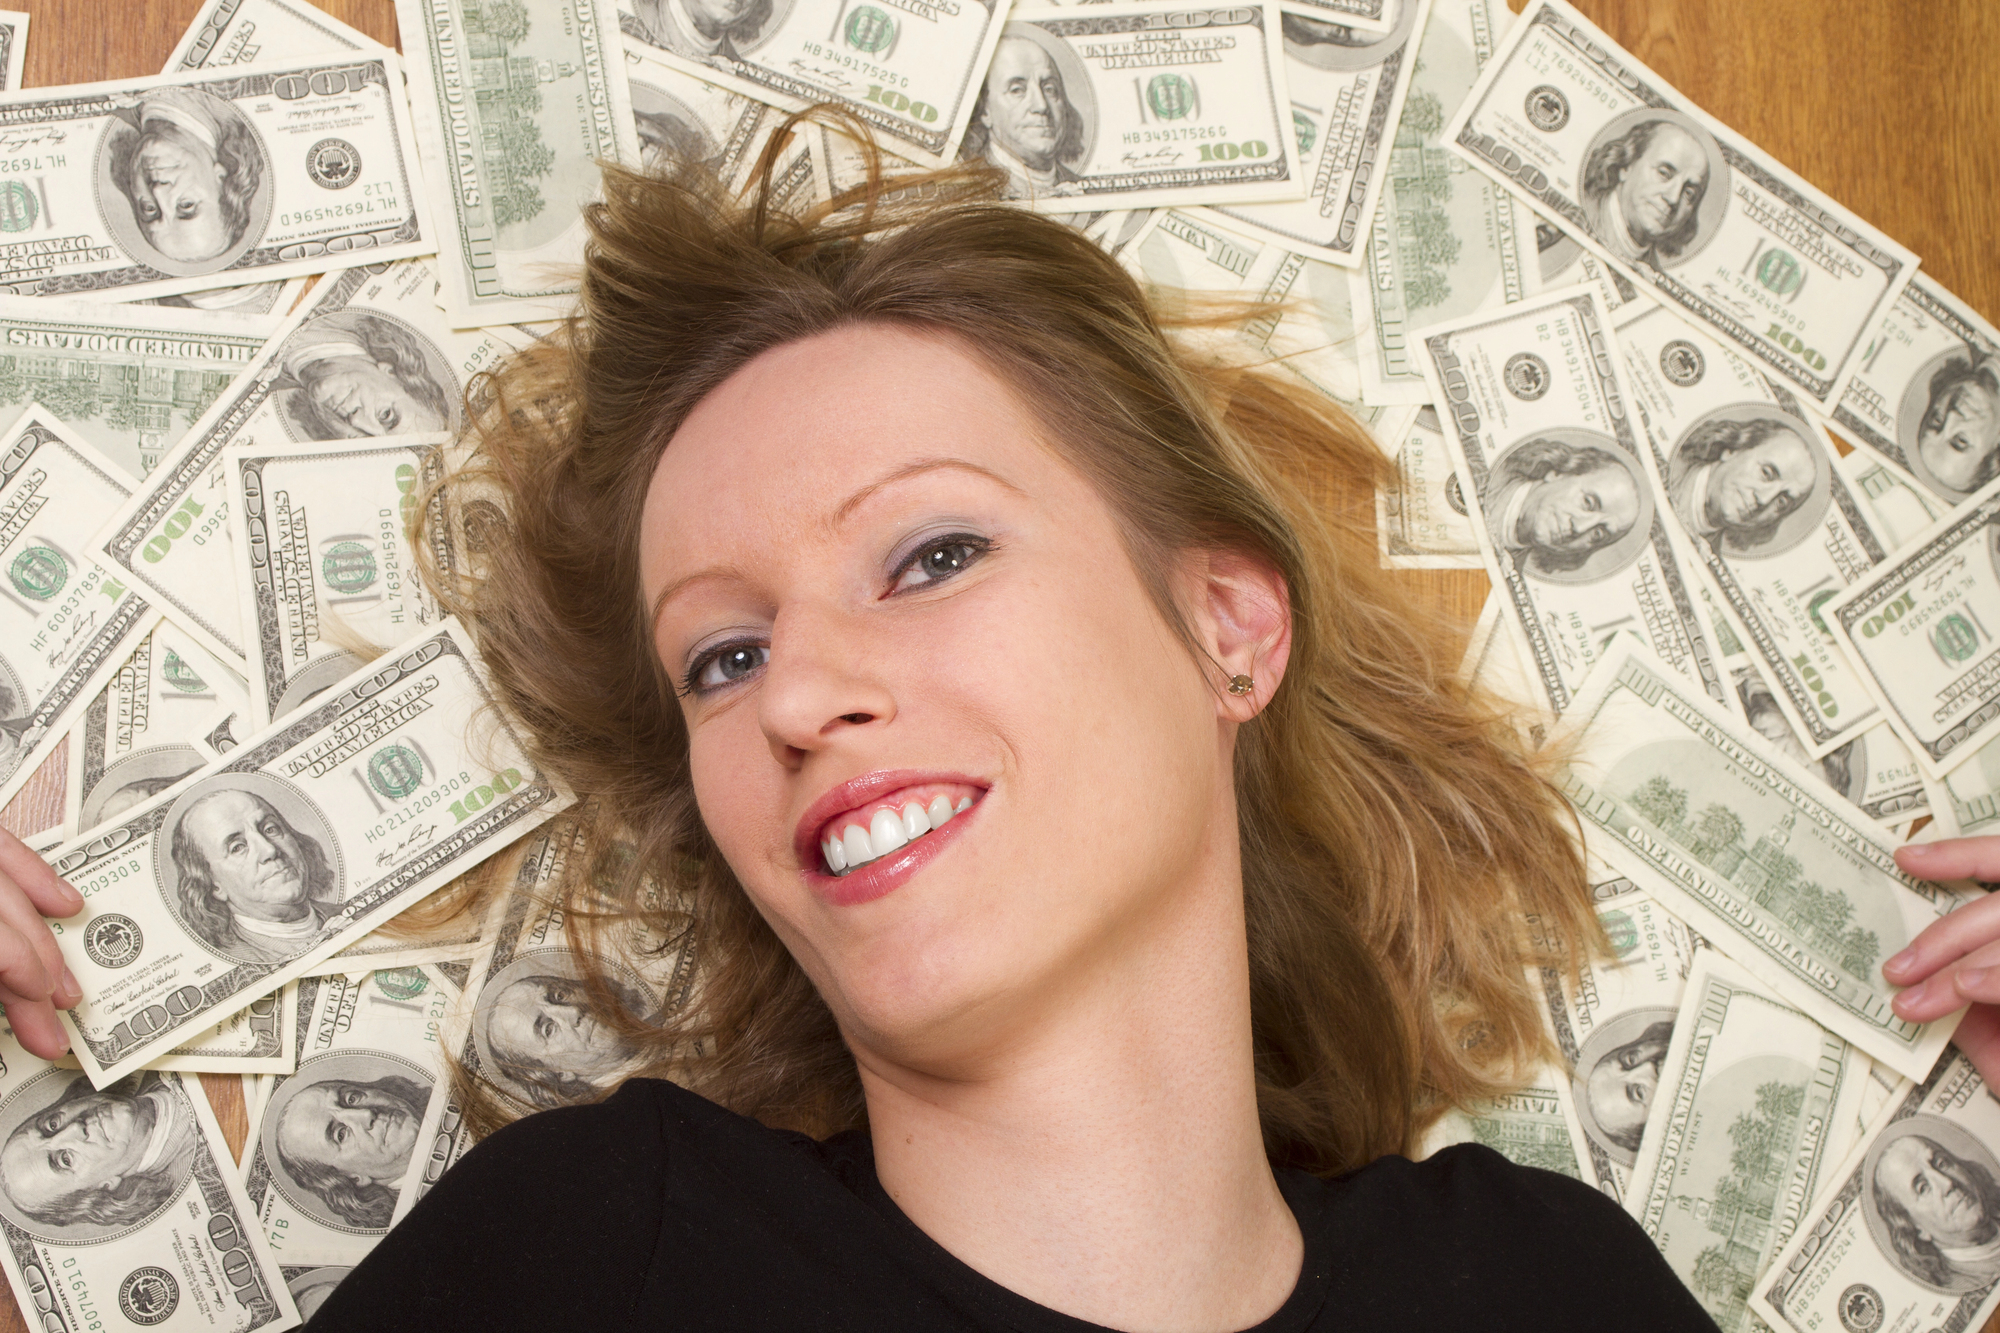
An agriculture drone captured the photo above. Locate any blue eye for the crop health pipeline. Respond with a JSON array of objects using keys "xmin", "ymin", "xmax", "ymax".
[
  {"xmin": 892, "ymin": 534, "xmax": 989, "ymax": 593},
  {"xmin": 685, "ymin": 642, "xmax": 768, "ymax": 696}
]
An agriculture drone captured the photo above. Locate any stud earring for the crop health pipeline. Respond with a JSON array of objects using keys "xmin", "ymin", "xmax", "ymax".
[{"xmin": 1227, "ymin": 674, "xmax": 1255, "ymax": 696}]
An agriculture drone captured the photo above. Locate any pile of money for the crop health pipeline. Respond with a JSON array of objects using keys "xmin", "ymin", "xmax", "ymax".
[{"xmin": 0, "ymin": 0, "xmax": 1989, "ymax": 1327}]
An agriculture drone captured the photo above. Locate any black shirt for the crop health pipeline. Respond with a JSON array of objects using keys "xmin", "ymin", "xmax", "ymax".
[{"xmin": 310, "ymin": 1078, "xmax": 1717, "ymax": 1331}]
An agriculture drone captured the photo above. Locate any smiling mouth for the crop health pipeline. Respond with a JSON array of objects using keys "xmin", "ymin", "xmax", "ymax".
[{"xmin": 821, "ymin": 793, "xmax": 975, "ymax": 876}]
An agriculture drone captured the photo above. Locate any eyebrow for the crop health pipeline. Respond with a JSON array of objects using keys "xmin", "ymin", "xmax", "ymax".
[{"xmin": 648, "ymin": 457, "xmax": 1023, "ymax": 627}]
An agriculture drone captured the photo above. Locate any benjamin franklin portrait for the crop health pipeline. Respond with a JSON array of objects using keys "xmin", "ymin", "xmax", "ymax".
[
  {"xmin": 961, "ymin": 28, "xmax": 1087, "ymax": 202},
  {"xmin": 1666, "ymin": 412, "xmax": 1829, "ymax": 557},
  {"xmin": 1902, "ymin": 349, "xmax": 2000, "ymax": 501},
  {"xmin": 1866, "ymin": 1118, "xmax": 2000, "ymax": 1293},
  {"xmin": 274, "ymin": 310, "xmax": 456, "ymax": 441},
  {"xmin": 632, "ymin": 0, "xmax": 778, "ymax": 62},
  {"xmin": 268, "ymin": 1060, "xmax": 432, "ymax": 1231},
  {"xmin": 1572, "ymin": 1011, "xmax": 1676, "ymax": 1167},
  {"xmin": 0, "ymin": 1071, "xmax": 197, "ymax": 1239},
  {"xmin": 473, "ymin": 954, "xmax": 654, "ymax": 1110},
  {"xmin": 101, "ymin": 86, "xmax": 268, "ymax": 273},
  {"xmin": 163, "ymin": 776, "xmax": 342, "ymax": 964},
  {"xmin": 1580, "ymin": 113, "xmax": 1723, "ymax": 269},
  {"xmin": 1482, "ymin": 436, "xmax": 1651, "ymax": 582}
]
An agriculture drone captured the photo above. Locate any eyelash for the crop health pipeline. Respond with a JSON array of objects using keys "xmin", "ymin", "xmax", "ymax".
[{"xmin": 677, "ymin": 533, "xmax": 992, "ymax": 699}]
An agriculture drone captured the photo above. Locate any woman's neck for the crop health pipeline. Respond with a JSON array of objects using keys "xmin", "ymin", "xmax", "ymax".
[{"xmin": 856, "ymin": 870, "xmax": 1302, "ymax": 1333}]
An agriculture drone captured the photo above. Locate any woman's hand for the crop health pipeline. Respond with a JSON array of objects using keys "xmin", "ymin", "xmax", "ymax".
[
  {"xmin": 1890, "ymin": 838, "xmax": 2000, "ymax": 1084},
  {"xmin": 0, "ymin": 828, "xmax": 86, "ymax": 1059}
]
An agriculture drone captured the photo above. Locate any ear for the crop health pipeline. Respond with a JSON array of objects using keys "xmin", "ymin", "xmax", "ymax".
[{"xmin": 1184, "ymin": 548, "xmax": 1290, "ymax": 721}]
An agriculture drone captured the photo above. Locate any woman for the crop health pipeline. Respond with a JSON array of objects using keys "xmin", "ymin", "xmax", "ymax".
[{"xmin": 4, "ymin": 133, "xmax": 1957, "ymax": 1327}]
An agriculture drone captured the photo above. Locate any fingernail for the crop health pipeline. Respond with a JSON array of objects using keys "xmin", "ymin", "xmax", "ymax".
[
  {"xmin": 59, "ymin": 966, "xmax": 78, "ymax": 1003},
  {"xmin": 1962, "ymin": 968, "xmax": 1990, "ymax": 992},
  {"xmin": 1901, "ymin": 842, "xmax": 1936, "ymax": 858},
  {"xmin": 1886, "ymin": 947, "xmax": 1918, "ymax": 977},
  {"xmin": 57, "ymin": 881, "xmax": 82, "ymax": 912},
  {"xmin": 1893, "ymin": 980, "xmax": 1928, "ymax": 1014}
]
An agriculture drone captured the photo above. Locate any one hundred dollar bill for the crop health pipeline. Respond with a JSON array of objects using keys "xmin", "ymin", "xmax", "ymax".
[
  {"xmin": 1413, "ymin": 285, "xmax": 1727, "ymax": 718},
  {"xmin": 1829, "ymin": 274, "xmax": 2000, "ymax": 508},
  {"xmin": 0, "ymin": 12, "xmax": 24, "ymax": 93},
  {"xmin": 1837, "ymin": 444, "xmax": 1948, "ymax": 550},
  {"xmin": 1915, "ymin": 730, "xmax": 2000, "ymax": 840},
  {"xmin": 0, "ymin": 295, "xmax": 279, "ymax": 483},
  {"xmin": 1557, "ymin": 641, "xmax": 1970, "ymax": 1081},
  {"xmin": 1445, "ymin": 0, "xmax": 1917, "ymax": 408},
  {"xmin": 398, "ymin": 0, "xmax": 639, "ymax": 326},
  {"xmin": 394, "ymin": 829, "xmax": 697, "ymax": 1219},
  {"xmin": 1347, "ymin": 0, "xmax": 1529, "ymax": 404},
  {"xmin": 93, "ymin": 258, "xmax": 521, "ymax": 670},
  {"xmin": 245, "ymin": 967, "xmax": 454, "ymax": 1266},
  {"xmin": 1824, "ymin": 473, "xmax": 2000, "ymax": 779},
  {"xmin": 222, "ymin": 434, "xmax": 459, "ymax": 727},
  {"xmin": 1705, "ymin": 583, "xmax": 1927, "ymax": 830},
  {"xmin": 0, "ymin": 1023, "xmax": 296, "ymax": 1332},
  {"xmin": 1616, "ymin": 303, "xmax": 1890, "ymax": 755},
  {"xmin": 1625, "ymin": 951, "xmax": 1867, "ymax": 1333},
  {"xmin": 1126, "ymin": 206, "xmax": 1412, "ymax": 439},
  {"xmin": 167, "ymin": 0, "xmax": 387, "ymax": 72},
  {"xmin": 46, "ymin": 621, "xmax": 569, "ymax": 1085},
  {"xmin": 1375, "ymin": 406, "xmax": 1482, "ymax": 569},
  {"xmin": 622, "ymin": 0, "xmax": 1010, "ymax": 172},
  {"xmin": 1210, "ymin": 0, "xmax": 1430, "ymax": 264},
  {"xmin": 627, "ymin": 41, "xmax": 817, "ymax": 203},
  {"xmin": 959, "ymin": 3, "xmax": 1304, "ymax": 211},
  {"xmin": 65, "ymin": 619, "xmax": 250, "ymax": 838},
  {"xmin": 0, "ymin": 55, "xmax": 434, "ymax": 301},
  {"xmin": 292, "ymin": 912, "xmax": 484, "ymax": 978},
  {"xmin": 0, "ymin": 412, "xmax": 159, "ymax": 814},
  {"xmin": 1752, "ymin": 1052, "xmax": 2000, "ymax": 1333},
  {"xmin": 1540, "ymin": 878, "xmax": 1703, "ymax": 1203},
  {"xmin": 151, "ymin": 983, "xmax": 295, "ymax": 1073},
  {"xmin": 1417, "ymin": 1068, "xmax": 1584, "ymax": 1179}
]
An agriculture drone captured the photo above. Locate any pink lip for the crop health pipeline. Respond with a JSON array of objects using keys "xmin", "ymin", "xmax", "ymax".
[{"xmin": 794, "ymin": 769, "xmax": 987, "ymax": 908}]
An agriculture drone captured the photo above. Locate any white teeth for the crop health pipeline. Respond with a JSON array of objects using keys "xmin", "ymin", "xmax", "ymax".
[
  {"xmin": 823, "ymin": 794, "xmax": 980, "ymax": 874},
  {"xmin": 842, "ymin": 824, "xmax": 873, "ymax": 870},
  {"xmin": 870, "ymin": 807, "xmax": 908, "ymax": 858}
]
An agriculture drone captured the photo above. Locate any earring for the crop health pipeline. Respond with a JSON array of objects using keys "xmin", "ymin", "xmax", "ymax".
[{"xmin": 1227, "ymin": 674, "xmax": 1255, "ymax": 696}]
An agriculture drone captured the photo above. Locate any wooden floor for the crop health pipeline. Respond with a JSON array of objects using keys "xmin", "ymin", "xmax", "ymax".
[{"xmin": 0, "ymin": 0, "xmax": 1995, "ymax": 1326}]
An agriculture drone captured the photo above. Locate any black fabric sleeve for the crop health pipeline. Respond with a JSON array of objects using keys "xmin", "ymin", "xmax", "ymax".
[
  {"xmin": 304, "ymin": 1081, "xmax": 667, "ymax": 1332},
  {"xmin": 1320, "ymin": 1145, "xmax": 1720, "ymax": 1331}
]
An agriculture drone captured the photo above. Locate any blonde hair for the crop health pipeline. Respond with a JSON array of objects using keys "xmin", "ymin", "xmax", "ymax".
[{"xmin": 424, "ymin": 123, "xmax": 1596, "ymax": 1173}]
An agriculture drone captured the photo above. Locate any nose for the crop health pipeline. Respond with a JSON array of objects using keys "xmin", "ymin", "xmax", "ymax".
[
  {"xmin": 1025, "ymin": 81, "xmax": 1048, "ymax": 114},
  {"xmin": 756, "ymin": 604, "xmax": 898, "ymax": 768}
]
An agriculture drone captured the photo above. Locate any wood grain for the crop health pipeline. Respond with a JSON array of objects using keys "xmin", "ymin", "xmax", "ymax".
[{"xmin": 0, "ymin": 0, "xmax": 1992, "ymax": 1326}]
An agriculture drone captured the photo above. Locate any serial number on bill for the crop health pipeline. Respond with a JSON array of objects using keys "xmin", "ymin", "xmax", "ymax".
[
  {"xmin": 279, "ymin": 196, "xmax": 401, "ymax": 227},
  {"xmin": 1123, "ymin": 125, "xmax": 1229, "ymax": 145}
]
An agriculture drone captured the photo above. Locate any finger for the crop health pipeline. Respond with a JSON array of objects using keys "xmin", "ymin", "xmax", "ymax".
[
  {"xmin": 1895, "ymin": 935, "xmax": 2000, "ymax": 1021},
  {"xmin": 1951, "ymin": 1006, "xmax": 2000, "ymax": 1088},
  {"xmin": 0, "ymin": 828, "xmax": 84, "ymax": 918},
  {"xmin": 1898, "ymin": 836, "xmax": 2000, "ymax": 885},
  {"xmin": 0, "ymin": 887, "xmax": 76, "ymax": 1008},
  {"xmin": 0, "ymin": 918, "xmax": 55, "ymax": 1005},
  {"xmin": 0, "ymin": 986, "xmax": 68, "ymax": 1060},
  {"xmin": 1883, "ymin": 885, "xmax": 2000, "ymax": 984}
]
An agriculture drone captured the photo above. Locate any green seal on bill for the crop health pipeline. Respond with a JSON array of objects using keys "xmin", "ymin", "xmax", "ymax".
[
  {"xmin": 0, "ymin": 181, "xmax": 37, "ymax": 233},
  {"xmin": 160, "ymin": 650, "xmax": 208, "ymax": 694},
  {"xmin": 374, "ymin": 967, "xmax": 430, "ymax": 1002},
  {"xmin": 1933, "ymin": 613, "xmax": 1981, "ymax": 664},
  {"xmin": 367, "ymin": 744, "xmax": 426, "ymax": 800},
  {"xmin": 8, "ymin": 545, "xmax": 66, "ymax": 600},
  {"xmin": 1146, "ymin": 74, "xmax": 1196, "ymax": 122},
  {"xmin": 321, "ymin": 540, "xmax": 378, "ymax": 594},
  {"xmin": 843, "ymin": 6, "xmax": 897, "ymax": 53}
]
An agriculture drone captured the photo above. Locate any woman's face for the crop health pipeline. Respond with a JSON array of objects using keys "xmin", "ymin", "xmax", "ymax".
[
  {"xmin": 1, "ymin": 1083, "xmax": 153, "ymax": 1213},
  {"xmin": 641, "ymin": 324, "xmax": 1259, "ymax": 1070},
  {"xmin": 308, "ymin": 357, "xmax": 443, "ymax": 437}
]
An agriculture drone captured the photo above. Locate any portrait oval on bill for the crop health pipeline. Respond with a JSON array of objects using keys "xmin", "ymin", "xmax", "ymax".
[
  {"xmin": 1578, "ymin": 107, "xmax": 1729, "ymax": 271},
  {"xmin": 1664, "ymin": 403, "xmax": 1832, "ymax": 558},
  {"xmin": 0, "ymin": 648, "xmax": 29, "ymax": 786},
  {"xmin": 631, "ymin": 0, "xmax": 795, "ymax": 62},
  {"xmin": 261, "ymin": 1050, "xmax": 433, "ymax": 1234},
  {"xmin": 273, "ymin": 309, "xmax": 459, "ymax": 442},
  {"xmin": 1281, "ymin": 0, "xmax": 1421, "ymax": 76},
  {"xmin": 94, "ymin": 86, "xmax": 275, "ymax": 279},
  {"xmin": 1481, "ymin": 428, "xmax": 1655, "ymax": 584},
  {"xmin": 1896, "ymin": 346, "xmax": 2000, "ymax": 503},
  {"xmin": 959, "ymin": 22, "xmax": 1096, "ymax": 203},
  {"xmin": 155, "ymin": 771, "xmax": 346, "ymax": 966},
  {"xmin": 79, "ymin": 742, "xmax": 208, "ymax": 835},
  {"xmin": 286, "ymin": 1267, "xmax": 353, "ymax": 1320},
  {"xmin": 1571, "ymin": 1005, "xmax": 1677, "ymax": 1169},
  {"xmin": 629, "ymin": 78, "xmax": 721, "ymax": 178},
  {"xmin": 470, "ymin": 949, "xmax": 658, "ymax": 1111},
  {"xmin": 1861, "ymin": 1113, "xmax": 2000, "ymax": 1294},
  {"xmin": 0, "ymin": 1069, "xmax": 199, "ymax": 1244}
]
